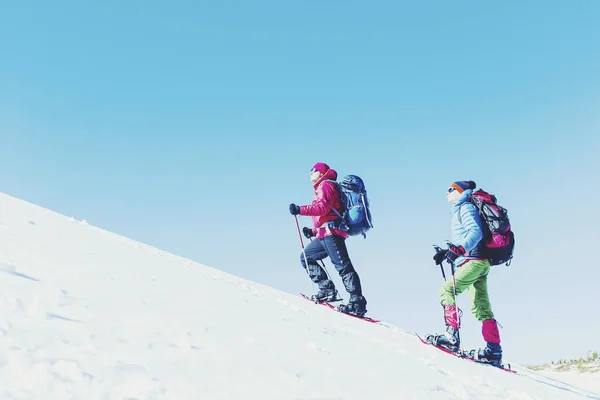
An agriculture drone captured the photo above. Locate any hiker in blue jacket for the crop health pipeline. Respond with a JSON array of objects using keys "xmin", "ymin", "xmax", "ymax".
[{"xmin": 427, "ymin": 180, "xmax": 503, "ymax": 363}]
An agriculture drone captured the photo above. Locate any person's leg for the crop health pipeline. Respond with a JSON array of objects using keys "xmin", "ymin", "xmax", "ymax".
[
  {"xmin": 321, "ymin": 235, "xmax": 363, "ymax": 296},
  {"xmin": 300, "ymin": 238, "xmax": 336, "ymax": 299},
  {"xmin": 439, "ymin": 259, "xmax": 489, "ymax": 325},
  {"xmin": 468, "ymin": 264, "xmax": 503, "ymax": 361},
  {"xmin": 468, "ymin": 268, "xmax": 495, "ymax": 322},
  {"xmin": 322, "ymin": 234, "xmax": 367, "ymax": 315},
  {"xmin": 433, "ymin": 260, "xmax": 490, "ymax": 349}
]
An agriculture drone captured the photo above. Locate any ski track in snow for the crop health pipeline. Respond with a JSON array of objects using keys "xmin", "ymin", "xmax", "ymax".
[{"xmin": 0, "ymin": 192, "xmax": 599, "ymax": 400}]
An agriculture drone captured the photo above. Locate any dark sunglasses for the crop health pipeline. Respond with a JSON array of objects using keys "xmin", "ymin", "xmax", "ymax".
[
  {"xmin": 310, "ymin": 168, "xmax": 319, "ymax": 173},
  {"xmin": 447, "ymin": 187, "xmax": 456, "ymax": 193}
]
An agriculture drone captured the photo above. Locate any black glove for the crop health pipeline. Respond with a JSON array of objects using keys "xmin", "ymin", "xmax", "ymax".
[
  {"xmin": 433, "ymin": 248, "xmax": 448, "ymax": 265},
  {"xmin": 445, "ymin": 244, "xmax": 466, "ymax": 263},
  {"xmin": 302, "ymin": 227, "xmax": 315, "ymax": 239},
  {"xmin": 289, "ymin": 203, "xmax": 300, "ymax": 215}
]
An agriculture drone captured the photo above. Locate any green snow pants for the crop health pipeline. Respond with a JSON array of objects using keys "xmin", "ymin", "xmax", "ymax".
[{"xmin": 439, "ymin": 259, "xmax": 494, "ymax": 321}]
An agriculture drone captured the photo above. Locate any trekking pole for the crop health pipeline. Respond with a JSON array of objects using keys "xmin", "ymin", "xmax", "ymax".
[
  {"xmin": 307, "ymin": 236, "xmax": 341, "ymax": 301},
  {"xmin": 294, "ymin": 215, "xmax": 318, "ymax": 302},
  {"xmin": 432, "ymin": 243, "xmax": 463, "ymax": 352},
  {"xmin": 449, "ymin": 259, "xmax": 463, "ymax": 352},
  {"xmin": 308, "ymin": 236, "xmax": 333, "ymax": 282},
  {"xmin": 443, "ymin": 241, "xmax": 461, "ymax": 317},
  {"xmin": 437, "ymin": 242, "xmax": 462, "ymax": 352},
  {"xmin": 449, "ymin": 260, "xmax": 459, "ymax": 314}
]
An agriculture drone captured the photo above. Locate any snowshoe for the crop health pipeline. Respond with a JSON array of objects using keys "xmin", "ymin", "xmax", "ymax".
[
  {"xmin": 310, "ymin": 288, "xmax": 341, "ymax": 303},
  {"xmin": 424, "ymin": 326, "xmax": 460, "ymax": 352},
  {"xmin": 337, "ymin": 295, "xmax": 367, "ymax": 317},
  {"xmin": 467, "ymin": 343, "xmax": 503, "ymax": 365}
]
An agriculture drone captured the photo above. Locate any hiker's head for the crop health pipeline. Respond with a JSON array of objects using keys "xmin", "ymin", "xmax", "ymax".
[
  {"xmin": 310, "ymin": 162, "xmax": 329, "ymax": 182},
  {"xmin": 446, "ymin": 180, "xmax": 476, "ymax": 203}
]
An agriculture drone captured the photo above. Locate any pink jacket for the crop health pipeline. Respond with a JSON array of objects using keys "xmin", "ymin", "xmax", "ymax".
[{"xmin": 299, "ymin": 168, "xmax": 348, "ymax": 239}]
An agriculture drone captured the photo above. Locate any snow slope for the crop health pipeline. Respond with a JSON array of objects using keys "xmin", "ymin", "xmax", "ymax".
[
  {"xmin": 524, "ymin": 363, "xmax": 600, "ymax": 395},
  {"xmin": 1, "ymin": 192, "xmax": 598, "ymax": 400}
]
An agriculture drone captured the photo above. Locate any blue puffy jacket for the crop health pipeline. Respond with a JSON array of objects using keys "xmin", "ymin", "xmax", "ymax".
[{"xmin": 450, "ymin": 189, "xmax": 485, "ymax": 266}]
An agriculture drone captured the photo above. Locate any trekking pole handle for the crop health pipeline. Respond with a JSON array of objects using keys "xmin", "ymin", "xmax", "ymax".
[
  {"xmin": 433, "ymin": 244, "xmax": 447, "ymax": 281},
  {"xmin": 294, "ymin": 215, "xmax": 317, "ymax": 301},
  {"xmin": 441, "ymin": 241, "xmax": 458, "ymax": 275}
]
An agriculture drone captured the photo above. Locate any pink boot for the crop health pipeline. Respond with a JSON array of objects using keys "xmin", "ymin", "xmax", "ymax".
[
  {"xmin": 444, "ymin": 305, "xmax": 460, "ymax": 330},
  {"xmin": 426, "ymin": 305, "xmax": 461, "ymax": 350},
  {"xmin": 479, "ymin": 319, "xmax": 502, "ymax": 362},
  {"xmin": 482, "ymin": 319, "xmax": 500, "ymax": 343}
]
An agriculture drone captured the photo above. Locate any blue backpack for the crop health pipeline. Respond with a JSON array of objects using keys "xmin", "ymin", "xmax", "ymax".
[{"xmin": 328, "ymin": 175, "xmax": 373, "ymax": 238}]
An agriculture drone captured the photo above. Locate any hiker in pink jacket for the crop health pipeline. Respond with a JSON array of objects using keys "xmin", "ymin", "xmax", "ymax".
[
  {"xmin": 289, "ymin": 162, "xmax": 368, "ymax": 317},
  {"xmin": 298, "ymin": 164, "xmax": 346, "ymax": 240}
]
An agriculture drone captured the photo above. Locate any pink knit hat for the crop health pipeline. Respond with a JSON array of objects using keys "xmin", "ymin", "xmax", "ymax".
[{"xmin": 311, "ymin": 162, "xmax": 330, "ymax": 174}]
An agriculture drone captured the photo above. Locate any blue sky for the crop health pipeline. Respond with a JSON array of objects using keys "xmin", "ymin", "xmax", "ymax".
[{"xmin": 1, "ymin": 1, "xmax": 599, "ymax": 364}]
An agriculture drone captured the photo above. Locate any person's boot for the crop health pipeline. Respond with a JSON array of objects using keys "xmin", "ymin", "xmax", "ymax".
[
  {"xmin": 427, "ymin": 325, "xmax": 460, "ymax": 352},
  {"xmin": 311, "ymin": 280, "xmax": 339, "ymax": 302},
  {"xmin": 477, "ymin": 342, "xmax": 502, "ymax": 362},
  {"xmin": 472, "ymin": 318, "xmax": 502, "ymax": 363},
  {"xmin": 337, "ymin": 295, "xmax": 367, "ymax": 317},
  {"xmin": 312, "ymin": 287, "xmax": 339, "ymax": 302},
  {"xmin": 425, "ymin": 305, "xmax": 461, "ymax": 352}
]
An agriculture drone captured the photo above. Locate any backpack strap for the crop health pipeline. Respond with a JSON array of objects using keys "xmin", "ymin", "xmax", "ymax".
[
  {"xmin": 362, "ymin": 193, "xmax": 373, "ymax": 228},
  {"xmin": 332, "ymin": 207, "xmax": 343, "ymax": 219},
  {"xmin": 325, "ymin": 179, "xmax": 345, "ymax": 218}
]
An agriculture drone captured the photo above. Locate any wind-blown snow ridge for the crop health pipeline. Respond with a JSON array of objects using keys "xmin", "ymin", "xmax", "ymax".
[{"xmin": 0, "ymin": 192, "xmax": 598, "ymax": 400}]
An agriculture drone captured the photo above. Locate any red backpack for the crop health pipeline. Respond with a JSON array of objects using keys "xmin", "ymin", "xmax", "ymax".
[{"xmin": 470, "ymin": 189, "xmax": 515, "ymax": 266}]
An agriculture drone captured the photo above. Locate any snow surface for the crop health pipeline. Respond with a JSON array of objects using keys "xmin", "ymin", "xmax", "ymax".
[
  {"xmin": 525, "ymin": 364, "xmax": 600, "ymax": 395},
  {"xmin": 1, "ymin": 192, "xmax": 599, "ymax": 400}
]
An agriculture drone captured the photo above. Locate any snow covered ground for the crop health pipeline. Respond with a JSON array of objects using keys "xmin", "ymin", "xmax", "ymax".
[
  {"xmin": 524, "ymin": 363, "xmax": 600, "ymax": 395},
  {"xmin": 1, "ymin": 191, "xmax": 599, "ymax": 400}
]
